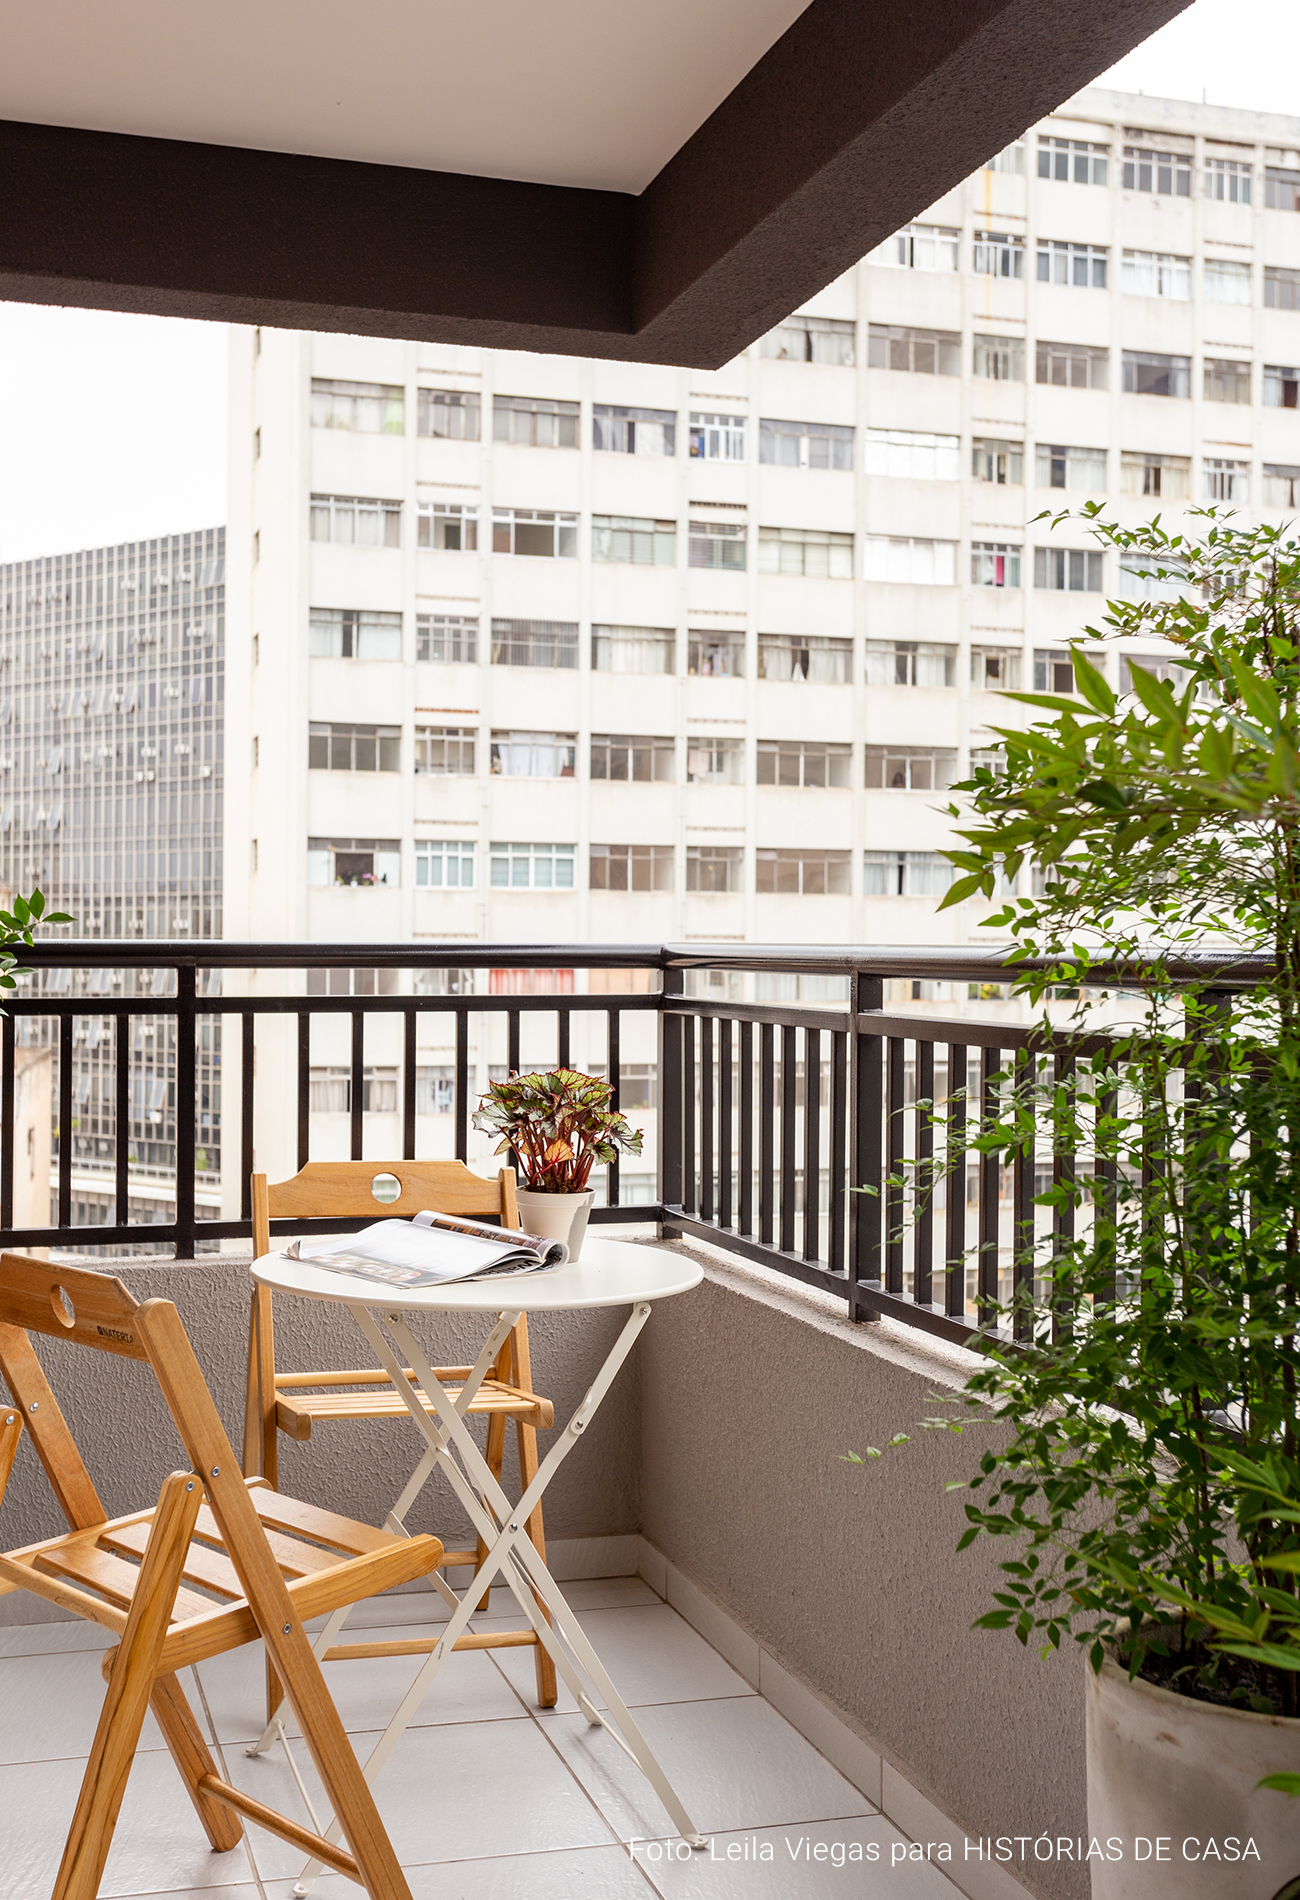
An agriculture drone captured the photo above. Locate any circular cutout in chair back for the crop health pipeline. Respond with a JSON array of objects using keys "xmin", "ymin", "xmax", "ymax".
[
  {"xmin": 370, "ymin": 1172, "xmax": 401, "ymax": 1204},
  {"xmin": 50, "ymin": 1284, "xmax": 76, "ymax": 1329}
]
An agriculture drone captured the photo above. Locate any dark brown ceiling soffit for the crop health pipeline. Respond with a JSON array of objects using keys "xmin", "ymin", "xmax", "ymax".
[{"xmin": 0, "ymin": 0, "xmax": 1190, "ymax": 368}]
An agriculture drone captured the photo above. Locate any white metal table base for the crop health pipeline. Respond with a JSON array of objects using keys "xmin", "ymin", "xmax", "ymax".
[{"xmin": 278, "ymin": 1297, "xmax": 706, "ymax": 1893}]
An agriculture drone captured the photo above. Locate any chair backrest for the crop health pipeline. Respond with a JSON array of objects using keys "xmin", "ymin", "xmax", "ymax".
[{"xmin": 252, "ymin": 1159, "xmax": 519, "ymax": 1258}]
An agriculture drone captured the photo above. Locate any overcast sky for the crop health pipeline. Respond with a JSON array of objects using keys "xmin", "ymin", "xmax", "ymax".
[{"xmin": 0, "ymin": 0, "xmax": 1296, "ymax": 566}]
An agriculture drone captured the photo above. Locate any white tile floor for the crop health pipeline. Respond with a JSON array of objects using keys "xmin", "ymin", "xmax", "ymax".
[{"xmin": 0, "ymin": 1576, "xmax": 967, "ymax": 1899}]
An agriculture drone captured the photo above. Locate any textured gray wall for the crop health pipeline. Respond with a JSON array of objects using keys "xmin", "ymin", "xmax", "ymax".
[
  {"xmin": 0, "ymin": 1253, "xmax": 640, "ymax": 1620},
  {"xmin": 640, "ymin": 1252, "xmax": 1086, "ymax": 1900}
]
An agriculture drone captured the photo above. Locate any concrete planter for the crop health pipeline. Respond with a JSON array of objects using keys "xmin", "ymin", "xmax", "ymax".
[
  {"xmin": 515, "ymin": 1188, "xmax": 594, "ymax": 1259},
  {"xmin": 1085, "ymin": 1648, "xmax": 1300, "ymax": 1899}
]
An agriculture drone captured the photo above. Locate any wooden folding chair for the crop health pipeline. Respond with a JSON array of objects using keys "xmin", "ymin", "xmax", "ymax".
[
  {"xmin": 0, "ymin": 1252, "xmax": 443, "ymax": 1900},
  {"xmin": 241, "ymin": 1159, "xmax": 557, "ymax": 1707}
]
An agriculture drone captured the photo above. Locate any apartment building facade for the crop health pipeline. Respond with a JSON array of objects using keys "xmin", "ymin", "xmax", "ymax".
[{"xmin": 226, "ymin": 86, "xmax": 1300, "ymax": 1185}]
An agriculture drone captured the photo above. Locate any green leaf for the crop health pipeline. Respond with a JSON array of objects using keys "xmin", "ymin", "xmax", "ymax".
[
  {"xmin": 1070, "ymin": 646, "xmax": 1116, "ymax": 716},
  {"xmin": 1257, "ymin": 1773, "xmax": 1300, "ymax": 1798}
]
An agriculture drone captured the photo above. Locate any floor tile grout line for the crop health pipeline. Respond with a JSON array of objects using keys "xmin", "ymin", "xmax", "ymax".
[{"xmin": 191, "ymin": 1660, "xmax": 271, "ymax": 1900}]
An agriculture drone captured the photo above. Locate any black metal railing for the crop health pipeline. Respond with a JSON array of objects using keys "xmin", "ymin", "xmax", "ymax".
[{"xmin": 1, "ymin": 941, "xmax": 1268, "ymax": 1347}]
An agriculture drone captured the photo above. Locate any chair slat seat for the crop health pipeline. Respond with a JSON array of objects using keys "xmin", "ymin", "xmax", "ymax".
[{"xmin": 274, "ymin": 1376, "xmax": 553, "ymax": 1441}]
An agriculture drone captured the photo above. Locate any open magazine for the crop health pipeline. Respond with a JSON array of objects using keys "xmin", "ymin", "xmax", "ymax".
[{"xmin": 287, "ymin": 1208, "xmax": 568, "ymax": 1290}]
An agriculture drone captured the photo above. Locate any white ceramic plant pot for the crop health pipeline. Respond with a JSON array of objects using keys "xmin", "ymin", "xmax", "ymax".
[
  {"xmin": 1085, "ymin": 1648, "xmax": 1300, "ymax": 1900},
  {"xmin": 515, "ymin": 1188, "xmax": 595, "ymax": 1259}
]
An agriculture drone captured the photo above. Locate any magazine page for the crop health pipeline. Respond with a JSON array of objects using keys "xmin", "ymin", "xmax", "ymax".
[{"xmin": 287, "ymin": 1213, "xmax": 567, "ymax": 1290}]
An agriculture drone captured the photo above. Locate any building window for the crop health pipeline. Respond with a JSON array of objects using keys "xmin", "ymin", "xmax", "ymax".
[
  {"xmin": 591, "ymin": 733, "xmax": 674, "ymax": 782},
  {"xmin": 973, "ymin": 334, "xmax": 1024, "ymax": 381},
  {"xmin": 490, "ymin": 731, "xmax": 576, "ymax": 777},
  {"xmin": 414, "ymin": 726, "xmax": 476, "ymax": 775},
  {"xmin": 985, "ymin": 140, "xmax": 1026, "ymax": 174},
  {"xmin": 306, "ymin": 967, "xmax": 403, "ymax": 998},
  {"xmin": 973, "ymin": 231, "xmax": 1025, "ymax": 278},
  {"xmin": 1038, "ymin": 137, "xmax": 1108, "ymax": 185},
  {"xmin": 1122, "ymin": 351, "xmax": 1191, "ymax": 399},
  {"xmin": 1123, "ymin": 144, "xmax": 1192, "ymax": 196},
  {"xmin": 972, "ymin": 647, "xmax": 1022, "ymax": 690},
  {"xmin": 412, "ymin": 968, "xmax": 475, "ymax": 998},
  {"xmin": 490, "ymin": 618, "xmax": 579, "ymax": 669},
  {"xmin": 492, "ymin": 508, "xmax": 577, "ymax": 558},
  {"xmin": 1035, "ymin": 444, "xmax": 1107, "ymax": 491},
  {"xmin": 590, "ymin": 843, "xmax": 673, "ymax": 891},
  {"xmin": 418, "ymin": 388, "xmax": 481, "ymax": 439},
  {"xmin": 1037, "ymin": 340, "xmax": 1108, "ymax": 389},
  {"xmin": 759, "ymin": 417, "xmax": 854, "ymax": 470},
  {"xmin": 416, "ymin": 613, "xmax": 478, "ymax": 663},
  {"xmin": 866, "ymin": 325, "xmax": 960, "ymax": 375},
  {"xmin": 969, "ymin": 437, "xmax": 1022, "ymax": 485},
  {"xmin": 687, "ymin": 520, "xmax": 746, "ymax": 571},
  {"xmin": 309, "ymin": 608, "xmax": 402, "ymax": 660},
  {"xmin": 1035, "ymin": 549, "xmax": 1102, "ymax": 593},
  {"xmin": 416, "ymin": 1066, "xmax": 455, "ymax": 1113},
  {"xmin": 1204, "ymin": 258, "xmax": 1252, "ymax": 304},
  {"xmin": 863, "ymin": 851, "xmax": 955, "ymax": 897},
  {"xmin": 756, "ymin": 849, "xmax": 850, "ymax": 895},
  {"xmin": 415, "ymin": 840, "xmax": 475, "ymax": 887},
  {"xmin": 690, "ymin": 412, "xmax": 746, "ymax": 461},
  {"xmin": 310, "ymin": 494, "xmax": 401, "ymax": 547},
  {"xmin": 593, "ymin": 405, "xmax": 676, "ymax": 455},
  {"xmin": 591, "ymin": 625, "xmax": 674, "ymax": 674},
  {"xmin": 1265, "ymin": 167, "xmax": 1300, "ymax": 212},
  {"xmin": 1120, "ymin": 452, "xmax": 1190, "ymax": 499},
  {"xmin": 687, "ymin": 845, "xmax": 743, "ymax": 893},
  {"xmin": 1206, "ymin": 156, "xmax": 1251, "ymax": 202},
  {"xmin": 862, "ymin": 536, "xmax": 956, "ymax": 585},
  {"xmin": 760, "ymin": 313, "xmax": 855, "ymax": 365},
  {"xmin": 1263, "ymin": 463, "xmax": 1300, "ymax": 507},
  {"xmin": 418, "ymin": 501, "xmax": 478, "ymax": 550},
  {"xmin": 865, "ymin": 747, "xmax": 957, "ymax": 791},
  {"xmin": 685, "ymin": 737, "xmax": 744, "ymax": 784},
  {"xmin": 869, "ymin": 222, "xmax": 960, "ymax": 271},
  {"xmin": 971, "ymin": 542, "xmax": 1021, "ymax": 588},
  {"xmin": 757, "ymin": 739, "xmax": 851, "ymax": 788},
  {"xmin": 1034, "ymin": 649, "xmax": 1077, "ymax": 692},
  {"xmin": 592, "ymin": 515, "xmax": 676, "ymax": 565},
  {"xmin": 1203, "ymin": 358, "xmax": 1252, "ymax": 404},
  {"xmin": 757, "ymin": 633, "xmax": 851, "ymax": 683},
  {"xmin": 310, "ymin": 1066, "xmax": 399, "ymax": 1114},
  {"xmin": 308, "ymin": 722, "xmax": 401, "ymax": 772},
  {"xmin": 865, "ymin": 641, "xmax": 956, "ymax": 687},
  {"xmin": 687, "ymin": 631, "xmax": 745, "ymax": 678},
  {"xmin": 487, "ymin": 971, "xmax": 575, "ymax": 997},
  {"xmin": 1036, "ymin": 239, "xmax": 1108, "ymax": 288},
  {"xmin": 1118, "ymin": 554, "xmax": 1191, "ymax": 601},
  {"xmin": 310, "ymin": 378, "xmax": 404, "ymax": 434},
  {"xmin": 1203, "ymin": 457, "xmax": 1249, "ymax": 503},
  {"xmin": 758, "ymin": 526, "xmax": 853, "ymax": 578},
  {"xmin": 1265, "ymin": 266, "xmax": 1300, "ymax": 310},
  {"xmin": 1264, "ymin": 364, "xmax": 1300, "ymax": 408},
  {"xmin": 865, "ymin": 429, "xmax": 960, "ymax": 480},
  {"xmin": 1122, "ymin": 251, "xmax": 1191, "ymax": 299},
  {"xmin": 489, "ymin": 842, "xmax": 575, "ymax": 889},
  {"xmin": 307, "ymin": 837, "xmax": 402, "ymax": 886},
  {"xmin": 493, "ymin": 393, "xmax": 579, "ymax": 447}
]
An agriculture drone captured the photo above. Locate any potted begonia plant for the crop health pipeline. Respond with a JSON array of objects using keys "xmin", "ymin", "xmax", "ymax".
[{"xmin": 472, "ymin": 1068, "xmax": 644, "ymax": 1258}]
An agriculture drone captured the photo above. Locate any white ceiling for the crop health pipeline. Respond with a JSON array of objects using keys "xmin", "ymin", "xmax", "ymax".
[{"xmin": 0, "ymin": 0, "xmax": 813, "ymax": 195}]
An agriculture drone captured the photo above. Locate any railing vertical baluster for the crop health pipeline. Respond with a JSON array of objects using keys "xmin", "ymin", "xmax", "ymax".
[
  {"xmin": 803, "ymin": 1027, "xmax": 821, "ymax": 1263},
  {"xmin": 607, "ymin": 1007, "xmax": 621, "ymax": 1207},
  {"xmin": 850, "ymin": 973, "xmax": 884, "ymax": 1321},
  {"xmin": 699, "ymin": 1015, "xmax": 714, "ymax": 1222},
  {"xmin": 759, "ymin": 1022, "xmax": 775, "ymax": 1246},
  {"xmin": 658, "ymin": 965, "xmax": 684, "ymax": 1220},
  {"xmin": 978, "ymin": 1046, "xmax": 1001, "ymax": 1325},
  {"xmin": 557, "ymin": 1005, "xmax": 570, "ymax": 1070},
  {"xmin": 349, "ymin": 1010, "xmax": 364, "ymax": 1161},
  {"xmin": 297, "ymin": 1010, "xmax": 311, "ymax": 1170},
  {"xmin": 1053, "ymin": 1051, "xmax": 1076, "ymax": 1339},
  {"xmin": 780, "ymin": 1022, "xmax": 797, "ymax": 1253},
  {"xmin": 174, "ymin": 964, "xmax": 196, "ymax": 1259},
  {"xmin": 828, "ymin": 1028, "xmax": 847, "ymax": 1274},
  {"xmin": 240, "ymin": 1011, "xmax": 255, "ymax": 1219},
  {"xmin": 56, "ymin": 1011, "xmax": 73, "ymax": 1230},
  {"xmin": 403, "ymin": 1009, "xmax": 417, "ymax": 1160},
  {"xmin": 455, "ymin": 1007, "xmax": 469, "ymax": 1163},
  {"xmin": 508, "ymin": 1008, "xmax": 520, "ymax": 1078},
  {"xmin": 945, "ymin": 1042, "xmax": 968, "ymax": 1319},
  {"xmin": 1095, "ymin": 1078, "xmax": 1118, "ymax": 1310},
  {"xmin": 682, "ymin": 1013, "xmax": 697, "ymax": 1216},
  {"xmin": 1, "ymin": 1009, "xmax": 14, "ymax": 1231},
  {"xmin": 718, "ymin": 1017, "xmax": 733, "ymax": 1230},
  {"xmin": 116, "ymin": 1010, "xmax": 130, "ymax": 1225},
  {"xmin": 885, "ymin": 1037, "xmax": 904, "ymax": 1294},
  {"xmin": 739, "ymin": 1020, "xmax": 754, "ymax": 1235},
  {"xmin": 915, "ymin": 1040, "xmax": 934, "ymax": 1305},
  {"xmin": 1013, "ymin": 1047, "xmax": 1037, "ymax": 1337}
]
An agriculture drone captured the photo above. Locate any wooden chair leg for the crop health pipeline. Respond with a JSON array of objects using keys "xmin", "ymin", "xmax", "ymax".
[
  {"xmin": 53, "ymin": 1472, "xmax": 206, "ymax": 1900},
  {"xmin": 150, "ymin": 1672, "xmax": 244, "ymax": 1853},
  {"xmin": 0, "ymin": 1403, "xmax": 22, "ymax": 1512},
  {"xmin": 516, "ymin": 1414, "xmax": 558, "ymax": 1708}
]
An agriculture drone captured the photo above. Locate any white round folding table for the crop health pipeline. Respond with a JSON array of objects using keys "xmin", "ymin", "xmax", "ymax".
[{"xmin": 249, "ymin": 1235, "xmax": 706, "ymax": 1886}]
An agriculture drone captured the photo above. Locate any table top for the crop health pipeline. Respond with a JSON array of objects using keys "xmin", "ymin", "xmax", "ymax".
[{"xmin": 250, "ymin": 1232, "xmax": 704, "ymax": 1312}]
